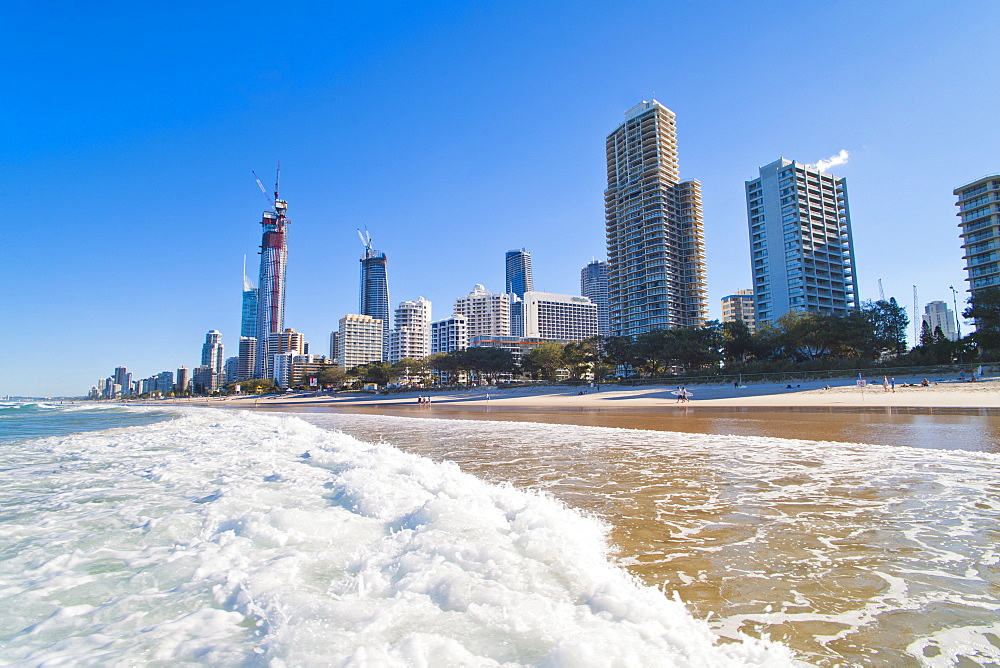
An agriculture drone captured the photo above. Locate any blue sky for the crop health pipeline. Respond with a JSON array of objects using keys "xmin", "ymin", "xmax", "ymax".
[{"xmin": 4, "ymin": 1, "xmax": 997, "ymax": 397}]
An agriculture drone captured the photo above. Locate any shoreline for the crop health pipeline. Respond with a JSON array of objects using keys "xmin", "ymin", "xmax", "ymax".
[{"xmin": 160, "ymin": 374, "xmax": 1000, "ymax": 413}]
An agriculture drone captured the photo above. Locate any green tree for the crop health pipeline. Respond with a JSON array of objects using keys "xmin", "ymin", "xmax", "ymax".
[
  {"xmin": 963, "ymin": 287, "xmax": 1000, "ymax": 351},
  {"xmin": 862, "ymin": 298, "xmax": 909, "ymax": 357},
  {"xmin": 919, "ymin": 320, "xmax": 934, "ymax": 347},
  {"xmin": 522, "ymin": 343, "xmax": 565, "ymax": 380},
  {"xmin": 721, "ymin": 320, "xmax": 755, "ymax": 364},
  {"xmin": 228, "ymin": 378, "xmax": 277, "ymax": 394},
  {"xmin": 601, "ymin": 336, "xmax": 638, "ymax": 376},
  {"xmin": 463, "ymin": 347, "xmax": 517, "ymax": 383},
  {"xmin": 316, "ymin": 366, "xmax": 347, "ymax": 389}
]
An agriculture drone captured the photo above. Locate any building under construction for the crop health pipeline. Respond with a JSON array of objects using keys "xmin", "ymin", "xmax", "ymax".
[{"xmin": 254, "ymin": 172, "xmax": 290, "ymax": 379}]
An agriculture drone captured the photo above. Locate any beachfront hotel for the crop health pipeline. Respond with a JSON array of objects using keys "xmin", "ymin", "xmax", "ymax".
[
  {"xmin": 388, "ymin": 297, "xmax": 432, "ymax": 363},
  {"xmin": 336, "ymin": 314, "xmax": 383, "ymax": 369},
  {"xmin": 454, "ymin": 285, "xmax": 511, "ymax": 338},
  {"xmin": 580, "ymin": 259, "xmax": 610, "ymax": 337},
  {"xmin": 430, "ymin": 314, "xmax": 469, "ymax": 354},
  {"xmin": 604, "ymin": 100, "xmax": 708, "ymax": 337},
  {"xmin": 745, "ymin": 158, "xmax": 859, "ymax": 327},
  {"xmin": 955, "ymin": 175, "xmax": 1000, "ymax": 297},
  {"xmin": 721, "ymin": 289, "xmax": 756, "ymax": 333},
  {"xmin": 519, "ymin": 291, "xmax": 598, "ymax": 341},
  {"xmin": 922, "ymin": 300, "xmax": 958, "ymax": 341}
]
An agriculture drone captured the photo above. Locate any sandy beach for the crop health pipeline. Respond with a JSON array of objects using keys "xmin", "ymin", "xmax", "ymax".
[{"xmin": 176, "ymin": 373, "xmax": 1000, "ymax": 412}]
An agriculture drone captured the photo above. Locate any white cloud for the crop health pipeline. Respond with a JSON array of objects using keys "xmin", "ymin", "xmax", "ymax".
[{"xmin": 810, "ymin": 149, "xmax": 850, "ymax": 173}]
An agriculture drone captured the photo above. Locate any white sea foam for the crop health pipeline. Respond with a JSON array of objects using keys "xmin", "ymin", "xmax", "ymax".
[
  {"xmin": 0, "ymin": 408, "xmax": 794, "ymax": 665},
  {"xmin": 294, "ymin": 411, "xmax": 1000, "ymax": 665}
]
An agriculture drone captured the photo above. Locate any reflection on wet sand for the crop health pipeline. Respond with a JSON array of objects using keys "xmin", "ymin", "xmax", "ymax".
[{"xmin": 284, "ymin": 408, "xmax": 1000, "ymax": 665}]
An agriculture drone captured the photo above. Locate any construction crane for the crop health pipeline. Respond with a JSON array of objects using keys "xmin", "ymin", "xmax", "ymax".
[{"xmin": 878, "ymin": 278, "xmax": 885, "ymax": 301}]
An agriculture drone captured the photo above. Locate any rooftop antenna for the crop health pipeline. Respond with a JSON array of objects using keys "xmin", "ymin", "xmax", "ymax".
[{"xmin": 274, "ymin": 161, "xmax": 281, "ymax": 201}]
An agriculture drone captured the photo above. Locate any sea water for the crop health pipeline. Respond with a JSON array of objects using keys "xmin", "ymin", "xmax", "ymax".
[
  {"xmin": 0, "ymin": 404, "xmax": 791, "ymax": 666},
  {"xmin": 295, "ymin": 410, "xmax": 1000, "ymax": 667}
]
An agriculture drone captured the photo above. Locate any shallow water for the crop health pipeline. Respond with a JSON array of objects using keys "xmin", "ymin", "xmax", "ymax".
[{"xmin": 293, "ymin": 410, "xmax": 1000, "ymax": 666}]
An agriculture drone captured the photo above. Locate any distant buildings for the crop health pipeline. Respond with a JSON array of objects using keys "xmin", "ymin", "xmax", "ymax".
[
  {"xmin": 505, "ymin": 248, "xmax": 533, "ymax": 298},
  {"xmin": 389, "ymin": 297, "xmax": 431, "ymax": 363},
  {"xmin": 922, "ymin": 300, "xmax": 958, "ymax": 341},
  {"xmin": 605, "ymin": 100, "xmax": 708, "ymax": 337},
  {"xmin": 454, "ymin": 285, "xmax": 510, "ymax": 338},
  {"xmin": 520, "ymin": 291, "xmax": 597, "ymax": 341},
  {"xmin": 746, "ymin": 158, "xmax": 858, "ymax": 328},
  {"xmin": 721, "ymin": 289, "xmax": 756, "ymax": 333},
  {"xmin": 254, "ymin": 184, "xmax": 290, "ymax": 378},
  {"xmin": 336, "ymin": 314, "xmax": 383, "ymax": 369},
  {"xmin": 955, "ymin": 175, "xmax": 1000, "ymax": 297},
  {"xmin": 580, "ymin": 260, "xmax": 609, "ymax": 337},
  {"xmin": 360, "ymin": 237, "xmax": 390, "ymax": 361}
]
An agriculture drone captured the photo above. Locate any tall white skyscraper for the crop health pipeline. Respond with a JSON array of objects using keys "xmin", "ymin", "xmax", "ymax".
[
  {"xmin": 201, "ymin": 330, "xmax": 224, "ymax": 375},
  {"xmin": 922, "ymin": 301, "xmax": 958, "ymax": 341},
  {"xmin": 605, "ymin": 100, "xmax": 708, "ymax": 337},
  {"xmin": 746, "ymin": 158, "xmax": 858, "ymax": 327}
]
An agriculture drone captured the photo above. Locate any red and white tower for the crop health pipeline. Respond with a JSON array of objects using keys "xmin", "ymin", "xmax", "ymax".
[{"xmin": 254, "ymin": 170, "xmax": 290, "ymax": 379}]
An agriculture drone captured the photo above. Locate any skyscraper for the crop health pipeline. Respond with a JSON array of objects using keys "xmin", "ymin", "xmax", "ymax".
[
  {"xmin": 241, "ymin": 256, "xmax": 259, "ymax": 338},
  {"xmin": 201, "ymin": 330, "xmax": 225, "ymax": 391},
  {"xmin": 605, "ymin": 100, "xmax": 708, "ymax": 337},
  {"xmin": 336, "ymin": 314, "xmax": 384, "ymax": 369},
  {"xmin": 922, "ymin": 301, "xmax": 958, "ymax": 341},
  {"xmin": 505, "ymin": 248, "xmax": 533, "ymax": 299},
  {"xmin": 359, "ymin": 233, "xmax": 390, "ymax": 361},
  {"xmin": 580, "ymin": 260, "xmax": 610, "ymax": 337},
  {"xmin": 955, "ymin": 175, "xmax": 1000, "ymax": 298},
  {"xmin": 254, "ymin": 175, "xmax": 290, "ymax": 378},
  {"xmin": 389, "ymin": 297, "xmax": 432, "ymax": 363},
  {"xmin": 745, "ymin": 158, "xmax": 858, "ymax": 327},
  {"xmin": 454, "ymin": 285, "xmax": 510, "ymax": 338}
]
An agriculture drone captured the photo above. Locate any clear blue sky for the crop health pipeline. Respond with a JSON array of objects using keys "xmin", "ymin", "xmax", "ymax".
[{"xmin": 4, "ymin": 1, "xmax": 997, "ymax": 397}]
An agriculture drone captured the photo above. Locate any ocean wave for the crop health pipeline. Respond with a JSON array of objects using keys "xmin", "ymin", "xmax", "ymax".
[{"xmin": 0, "ymin": 408, "xmax": 794, "ymax": 665}]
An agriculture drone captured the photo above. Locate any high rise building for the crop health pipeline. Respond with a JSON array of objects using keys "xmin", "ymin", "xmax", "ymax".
[
  {"xmin": 605, "ymin": 100, "xmax": 708, "ymax": 337},
  {"xmin": 155, "ymin": 371, "xmax": 174, "ymax": 395},
  {"xmin": 237, "ymin": 336, "xmax": 257, "ymax": 381},
  {"xmin": 336, "ymin": 314, "xmax": 384, "ymax": 369},
  {"xmin": 431, "ymin": 314, "xmax": 468, "ymax": 354},
  {"xmin": 114, "ymin": 366, "xmax": 128, "ymax": 388},
  {"xmin": 241, "ymin": 264, "xmax": 259, "ymax": 339},
  {"xmin": 359, "ymin": 234, "xmax": 390, "ymax": 361},
  {"xmin": 201, "ymin": 330, "xmax": 225, "ymax": 376},
  {"xmin": 254, "ymin": 177, "xmax": 290, "ymax": 378},
  {"xmin": 520, "ymin": 291, "xmax": 598, "ymax": 341},
  {"xmin": 922, "ymin": 301, "xmax": 958, "ymax": 341},
  {"xmin": 721, "ymin": 289, "xmax": 756, "ymax": 333},
  {"xmin": 505, "ymin": 248, "xmax": 534, "ymax": 299},
  {"xmin": 955, "ymin": 175, "xmax": 1000, "ymax": 297},
  {"xmin": 175, "ymin": 366, "xmax": 190, "ymax": 394},
  {"xmin": 454, "ymin": 285, "xmax": 510, "ymax": 338},
  {"xmin": 745, "ymin": 158, "xmax": 859, "ymax": 327},
  {"xmin": 389, "ymin": 297, "xmax": 432, "ymax": 363},
  {"xmin": 265, "ymin": 328, "xmax": 305, "ymax": 378},
  {"xmin": 580, "ymin": 260, "xmax": 610, "ymax": 337}
]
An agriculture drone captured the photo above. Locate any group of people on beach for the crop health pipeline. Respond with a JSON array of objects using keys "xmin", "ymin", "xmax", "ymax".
[
  {"xmin": 674, "ymin": 386, "xmax": 692, "ymax": 403},
  {"xmin": 416, "ymin": 395, "xmax": 432, "ymax": 405}
]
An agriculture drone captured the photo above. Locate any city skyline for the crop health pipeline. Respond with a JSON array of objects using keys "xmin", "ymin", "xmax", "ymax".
[{"xmin": 4, "ymin": 1, "xmax": 996, "ymax": 396}]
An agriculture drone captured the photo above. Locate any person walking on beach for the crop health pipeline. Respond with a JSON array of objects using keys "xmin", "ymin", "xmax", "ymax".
[
  {"xmin": 882, "ymin": 376, "xmax": 890, "ymax": 392},
  {"xmin": 675, "ymin": 387, "xmax": 684, "ymax": 403},
  {"xmin": 890, "ymin": 377, "xmax": 895, "ymax": 392}
]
